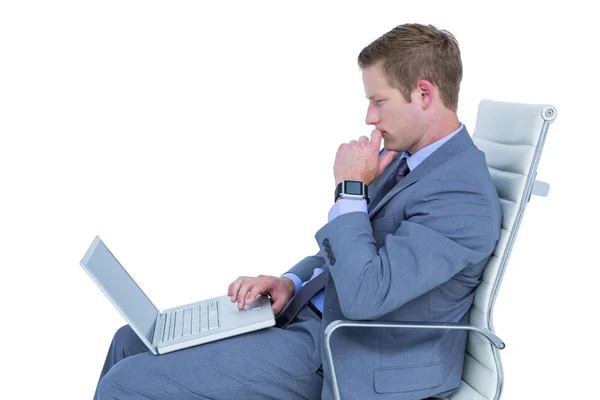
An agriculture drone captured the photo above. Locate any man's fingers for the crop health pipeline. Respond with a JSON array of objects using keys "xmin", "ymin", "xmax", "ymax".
[
  {"xmin": 228, "ymin": 277, "xmax": 245, "ymax": 302},
  {"xmin": 358, "ymin": 135, "xmax": 369, "ymax": 145},
  {"xmin": 245, "ymin": 283, "xmax": 268, "ymax": 306},
  {"xmin": 235, "ymin": 281, "xmax": 255, "ymax": 309}
]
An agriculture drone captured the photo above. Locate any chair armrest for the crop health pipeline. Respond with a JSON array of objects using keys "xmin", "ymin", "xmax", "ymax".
[
  {"xmin": 323, "ymin": 320, "xmax": 505, "ymax": 400},
  {"xmin": 325, "ymin": 320, "xmax": 505, "ymax": 349},
  {"xmin": 532, "ymin": 180, "xmax": 550, "ymax": 197}
]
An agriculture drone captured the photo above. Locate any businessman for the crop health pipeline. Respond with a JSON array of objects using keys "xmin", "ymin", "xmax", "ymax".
[{"xmin": 94, "ymin": 23, "xmax": 502, "ymax": 399}]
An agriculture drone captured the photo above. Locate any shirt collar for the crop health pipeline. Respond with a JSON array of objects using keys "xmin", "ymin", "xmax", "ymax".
[{"xmin": 401, "ymin": 123, "xmax": 464, "ymax": 171}]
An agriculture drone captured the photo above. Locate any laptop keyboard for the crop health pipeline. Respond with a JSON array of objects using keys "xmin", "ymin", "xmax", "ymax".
[{"xmin": 160, "ymin": 300, "xmax": 220, "ymax": 342}]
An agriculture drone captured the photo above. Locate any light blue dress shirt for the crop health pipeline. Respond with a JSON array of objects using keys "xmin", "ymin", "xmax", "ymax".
[{"xmin": 283, "ymin": 123, "xmax": 464, "ymax": 313}]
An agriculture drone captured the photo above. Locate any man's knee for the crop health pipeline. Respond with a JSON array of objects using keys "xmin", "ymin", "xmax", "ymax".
[
  {"xmin": 112, "ymin": 324, "xmax": 135, "ymax": 345},
  {"xmin": 96, "ymin": 362, "xmax": 136, "ymax": 400},
  {"xmin": 110, "ymin": 324, "xmax": 146, "ymax": 356}
]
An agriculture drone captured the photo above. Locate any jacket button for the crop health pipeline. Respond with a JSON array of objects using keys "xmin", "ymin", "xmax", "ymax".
[
  {"xmin": 323, "ymin": 238, "xmax": 330, "ymax": 246},
  {"xmin": 330, "ymin": 258, "xmax": 336, "ymax": 265}
]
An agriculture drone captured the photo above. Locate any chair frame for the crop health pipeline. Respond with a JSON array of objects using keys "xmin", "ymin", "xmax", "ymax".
[{"xmin": 323, "ymin": 101, "xmax": 557, "ymax": 400}]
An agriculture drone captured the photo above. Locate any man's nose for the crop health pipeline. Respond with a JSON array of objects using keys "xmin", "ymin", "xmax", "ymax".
[{"xmin": 365, "ymin": 104, "xmax": 379, "ymax": 125}]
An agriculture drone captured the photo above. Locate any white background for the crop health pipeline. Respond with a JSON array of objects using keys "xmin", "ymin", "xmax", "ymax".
[{"xmin": 1, "ymin": 1, "xmax": 598, "ymax": 398}]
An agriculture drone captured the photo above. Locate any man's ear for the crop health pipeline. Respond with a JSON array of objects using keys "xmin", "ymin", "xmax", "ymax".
[{"xmin": 415, "ymin": 79, "xmax": 434, "ymax": 109}]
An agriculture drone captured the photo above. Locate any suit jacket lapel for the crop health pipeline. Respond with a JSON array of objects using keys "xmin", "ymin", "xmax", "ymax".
[{"xmin": 368, "ymin": 127, "xmax": 474, "ymax": 217}]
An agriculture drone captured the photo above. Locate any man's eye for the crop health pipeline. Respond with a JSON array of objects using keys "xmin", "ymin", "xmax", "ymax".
[{"xmin": 375, "ymin": 100, "xmax": 385, "ymax": 105}]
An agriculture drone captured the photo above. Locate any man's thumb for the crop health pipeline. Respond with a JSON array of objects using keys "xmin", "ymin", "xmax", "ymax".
[
  {"xmin": 379, "ymin": 150, "xmax": 399, "ymax": 174},
  {"xmin": 271, "ymin": 298, "xmax": 285, "ymax": 315}
]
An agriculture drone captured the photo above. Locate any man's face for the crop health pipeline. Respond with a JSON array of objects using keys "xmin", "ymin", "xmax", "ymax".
[{"xmin": 362, "ymin": 65, "xmax": 423, "ymax": 153}]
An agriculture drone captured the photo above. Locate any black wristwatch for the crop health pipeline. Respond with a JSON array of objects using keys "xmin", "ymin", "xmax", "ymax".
[{"xmin": 334, "ymin": 180, "xmax": 369, "ymax": 204}]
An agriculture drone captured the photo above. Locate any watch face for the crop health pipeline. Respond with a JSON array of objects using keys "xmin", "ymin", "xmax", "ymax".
[{"xmin": 344, "ymin": 181, "xmax": 363, "ymax": 195}]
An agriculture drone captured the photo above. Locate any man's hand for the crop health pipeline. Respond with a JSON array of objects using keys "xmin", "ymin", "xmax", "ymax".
[
  {"xmin": 334, "ymin": 129, "xmax": 398, "ymax": 186},
  {"xmin": 227, "ymin": 275, "xmax": 295, "ymax": 315}
]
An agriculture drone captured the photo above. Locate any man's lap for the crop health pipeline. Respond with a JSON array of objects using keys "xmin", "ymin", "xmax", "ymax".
[{"xmin": 97, "ymin": 306, "xmax": 323, "ymax": 399}]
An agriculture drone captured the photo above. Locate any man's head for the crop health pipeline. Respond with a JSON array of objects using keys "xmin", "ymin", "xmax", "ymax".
[{"xmin": 358, "ymin": 23, "xmax": 463, "ymax": 154}]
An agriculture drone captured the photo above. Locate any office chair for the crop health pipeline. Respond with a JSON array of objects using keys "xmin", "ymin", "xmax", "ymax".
[{"xmin": 324, "ymin": 99, "xmax": 557, "ymax": 400}]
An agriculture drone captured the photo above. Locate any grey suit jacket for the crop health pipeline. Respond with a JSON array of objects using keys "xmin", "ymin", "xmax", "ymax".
[{"xmin": 286, "ymin": 127, "xmax": 502, "ymax": 399}]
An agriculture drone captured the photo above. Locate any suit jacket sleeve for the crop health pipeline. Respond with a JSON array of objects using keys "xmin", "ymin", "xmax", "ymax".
[
  {"xmin": 284, "ymin": 248, "xmax": 326, "ymax": 283},
  {"xmin": 314, "ymin": 177, "xmax": 500, "ymax": 320}
]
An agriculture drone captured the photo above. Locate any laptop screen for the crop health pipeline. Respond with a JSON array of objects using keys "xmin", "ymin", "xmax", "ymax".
[{"xmin": 80, "ymin": 236, "xmax": 159, "ymax": 344}]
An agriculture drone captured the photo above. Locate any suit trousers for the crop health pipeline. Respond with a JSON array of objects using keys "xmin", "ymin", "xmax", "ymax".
[{"xmin": 94, "ymin": 306, "xmax": 323, "ymax": 400}]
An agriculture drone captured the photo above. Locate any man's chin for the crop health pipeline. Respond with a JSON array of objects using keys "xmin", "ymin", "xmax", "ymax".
[{"xmin": 383, "ymin": 142, "xmax": 406, "ymax": 154}]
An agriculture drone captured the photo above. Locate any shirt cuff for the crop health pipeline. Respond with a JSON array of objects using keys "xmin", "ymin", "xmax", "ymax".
[
  {"xmin": 281, "ymin": 273, "xmax": 302, "ymax": 295},
  {"xmin": 328, "ymin": 198, "xmax": 368, "ymax": 222}
]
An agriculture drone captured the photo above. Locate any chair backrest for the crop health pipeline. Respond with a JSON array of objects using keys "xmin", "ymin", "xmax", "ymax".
[{"xmin": 447, "ymin": 99, "xmax": 557, "ymax": 400}]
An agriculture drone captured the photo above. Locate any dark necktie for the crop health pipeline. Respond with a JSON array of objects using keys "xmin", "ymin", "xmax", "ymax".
[
  {"xmin": 275, "ymin": 269, "xmax": 329, "ymax": 328},
  {"xmin": 394, "ymin": 157, "xmax": 410, "ymax": 185}
]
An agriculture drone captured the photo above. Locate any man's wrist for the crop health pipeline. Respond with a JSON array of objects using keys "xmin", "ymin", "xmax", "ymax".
[{"xmin": 335, "ymin": 180, "xmax": 369, "ymax": 204}]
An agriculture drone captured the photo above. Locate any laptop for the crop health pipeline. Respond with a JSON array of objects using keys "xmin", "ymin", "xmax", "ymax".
[{"xmin": 80, "ymin": 235, "xmax": 275, "ymax": 355}]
